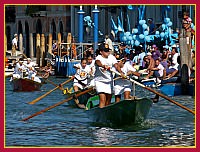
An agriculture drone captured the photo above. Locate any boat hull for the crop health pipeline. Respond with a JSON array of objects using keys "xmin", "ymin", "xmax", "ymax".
[
  {"xmin": 141, "ymin": 77, "xmax": 194, "ymax": 96},
  {"xmin": 66, "ymin": 88, "xmax": 96, "ymax": 107},
  {"xmin": 11, "ymin": 78, "xmax": 42, "ymax": 92},
  {"xmin": 86, "ymin": 97, "xmax": 152, "ymax": 127}
]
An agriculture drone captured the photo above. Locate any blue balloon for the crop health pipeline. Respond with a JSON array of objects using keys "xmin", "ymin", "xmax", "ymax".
[
  {"xmin": 135, "ymin": 40, "xmax": 140, "ymax": 46},
  {"xmin": 164, "ymin": 18, "xmax": 170, "ymax": 23},
  {"xmin": 127, "ymin": 5, "xmax": 135, "ymax": 10},
  {"xmin": 128, "ymin": 35, "xmax": 133, "ymax": 41},
  {"xmin": 122, "ymin": 36, "xmax": 127, "ymax": 42},
  {"xmin": 166, "ymin": 6, "xmax": 171, "ymax": 11},
  {"xmin": 133, "ymin": 28, "xmax": 138, "ymax": 34},
  {"xmin": 142, "ymin": 24, "xmax": 148, "ymax": 30},
  {"xmin": 125, "ymin": 32, "xmax": 131, "ymax": 37},
  {"xmin": 131, "ymin": 40, "xmax": 134, "ymax": 45},
  {"xmin": 167, "ymin": 21, "xmax": 172, "ymax": 27},
  {"xmin": 84, "ymin": 16, "xmax": 91, "ymax": 22},
  {"xmin": 139, "ymin": 20, "xmax": 146, "ymax": 25},
  {"xmin": 160, "ymin": 32, "xmax": 165, "ymax": 38},
  {"xmin": 139, "ymin": 34, "xmax": 145, "ymax": 39},
  {"xmin": 162, "ymin": 24, "xmax": 166, "ymax": 30},
  {"xmin": 132, "ymin": 35, "xmax": 136, "ymax": 40},
  {"xmin": 144, "ymin": 30, "xmax": 149, "ymax": 36},
  {"xmin": 145, "ymin": 36, "xmax": 151, "ymax": 42},
  {"xmin": 155, "ymin": 31, "xmax": 160, "ymax": 35}
]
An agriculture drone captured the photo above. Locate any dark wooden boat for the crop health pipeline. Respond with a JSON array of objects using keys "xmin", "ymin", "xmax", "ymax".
[
  {"xmin": 64, "ymin": 87, "xmax": 96, "ymax": 107},
  {"xmin": 85, "ymin": 95, "xmax": 152, "ymax": 127},
  {"xmin": 10, "ymin": 78, "xmax": 42, "ymax": 91}
]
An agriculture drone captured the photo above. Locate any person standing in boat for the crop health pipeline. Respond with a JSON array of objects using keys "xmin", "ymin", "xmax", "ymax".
[
  {"xmin": 73, "ymin": 58, "xmax": 93, "ymax": 107},
  {"xmin": 94, "ymin": 43, "xmax": 124, "ymax": 108},
  {"xmin": 12, "ymin": 58, "xmax": 26, "ymax": 79},
  {"xmin": 114, "ymin": 58, "xmax": 141, "ymax": 103},
  {"xmin": 12, "ymin": 34, "xmax": 18, "ymax": 56}
]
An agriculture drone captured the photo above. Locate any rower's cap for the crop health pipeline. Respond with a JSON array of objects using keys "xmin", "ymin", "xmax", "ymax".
[
  {"xmin": 19, "ymin": 58, "xmax": 24, "ymax": 62},
  {"xmin": 14, "ymin": 34, "xmax": 18, "ymax": 37},
  {"xmin": 99, "ymin": 43, "xmax": 110, "ymax": 52}
]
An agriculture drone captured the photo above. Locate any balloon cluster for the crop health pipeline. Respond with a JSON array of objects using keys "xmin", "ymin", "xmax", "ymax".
[
  {"xmin": 84, "ymin": 15, "xmax": 103, "ymax": 35},
  {"xmin": 120, "ymin": 19, "xmax": 151, "ymax": 47},
  {"xmin": 84, "ymin": 16, "xmax": 95, "ymax": 28},
  {"xmin": 111, "ymin": 5, "xmax": 180, "ymax": 50}
]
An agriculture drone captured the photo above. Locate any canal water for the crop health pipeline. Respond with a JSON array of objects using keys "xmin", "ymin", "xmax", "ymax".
[{"xmin": 5, "ymin": 77, "xmax": 195, "ymax": 147}]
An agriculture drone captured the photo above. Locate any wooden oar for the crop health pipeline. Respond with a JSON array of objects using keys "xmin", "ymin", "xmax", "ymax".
[
  {"xmin": 22, "ymin": 87, "xmax": 94, "ymax": 121},
  {"xmin": 28, "ymin": 76, "xmax": 74, "ymax": 105},
  {"xmin": 110, "ymin": 69, "xmax": 195, "ymax": 115}
]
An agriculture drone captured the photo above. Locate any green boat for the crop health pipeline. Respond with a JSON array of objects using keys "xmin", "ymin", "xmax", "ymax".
[{"xmin": 85, "ymin": 95, "xmax": 153, "ymax": 127}]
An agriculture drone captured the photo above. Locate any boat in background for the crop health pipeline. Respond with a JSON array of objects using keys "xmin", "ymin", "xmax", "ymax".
[
  {"xmin": 10, "ymin": 78, "xmax": 42, "ymax": 92},
  {"xmin": 85, "ymin": 95, "xmax": 152, "ymax": 127},
  {"xmin": 141, "ymin": 77, "xmax": 194, "ymax": 96}
]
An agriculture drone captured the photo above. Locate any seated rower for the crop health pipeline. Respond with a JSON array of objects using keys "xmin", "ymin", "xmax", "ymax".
[
  {"xmin": 12, "ymin": 58, "xmax": 26, "ymax": 79},
  {"xmin": 27, "ymin": 66, "xmax": 41, "ymax": 83},
  {"xmin": 86, "ymin": 54, "xmax": 96, "ymax": 87},
  {"xmin": 114, "ymin": 58, "xmax": 141, "ymax": 103},
  {"xmin": 73, "ymin": 58, "xmax": 92, "ymax": 108}
]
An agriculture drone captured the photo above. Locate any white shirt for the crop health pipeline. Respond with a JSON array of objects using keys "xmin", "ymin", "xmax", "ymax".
[
  {"xmin": 87, "ymin": 60, "xmax": 96, "ymax": 76},
  {"xmin": 74, "ymin": 63, "xmax": 91, "ymax": 85},
  {"xmin": 138, "ymin": 52, "xmax": 146, "ymax": 66},
  {"xmin": 12, "ymin": 38, "xmax": 18, "ymax": 47},
  {"xmin": 95, "ymin": 54, "xmax": 117, "ymax": 82},
  {"xmin": 156, "ymin": 63, "xmax": 164, "ymax": 77},
  {"xmin": 13, "ymin": 63, "xmax": 25, "ymax": 75},
  {"xmin": 169, "ymin": 53, "xmax": 179, "ymax": 70},
  {"xmin": 24, "ymin": 61, "xmax": 36, "ymax": 68},
  {"xmin": 115, "ymin": 62, "xmax": 136, "ymax": 86}
]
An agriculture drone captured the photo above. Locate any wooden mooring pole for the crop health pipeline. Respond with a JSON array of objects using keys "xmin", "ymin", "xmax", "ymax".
[{"xmin": 179, "ymin": 29, "xmax": 192, "ymax": 95}]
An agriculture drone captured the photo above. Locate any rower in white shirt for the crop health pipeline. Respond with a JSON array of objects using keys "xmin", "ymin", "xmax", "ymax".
[{"xmin": 94, "ymin": 43, "xmax": 124, "ymax": 108}]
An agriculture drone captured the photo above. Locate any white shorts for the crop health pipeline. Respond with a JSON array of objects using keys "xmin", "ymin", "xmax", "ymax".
[
  {"xmin": 13, "ymin": 74, "xmax": 21, "ymax": 79},
  {"xmin": 73, "ymin": 82, "xmax": 85, "ymax": 90},
  {"xmin": 114, "ymin": 85, "xmax": 131, "ymax": 95},
  {"xmin": 95, "ymin": 81, "xmax": 113, "ymax": 94}
]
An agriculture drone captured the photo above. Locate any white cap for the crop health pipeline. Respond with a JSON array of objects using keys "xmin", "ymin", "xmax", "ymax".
[
  {"xmin": 147, "ymin": 52, "xmax": 152, "ymax": 56},
  {"xmin": 27, "ymin": 58, "xmax": 32, "ymax": 61},
  {"xmin": 14, "ymin": 34, "xmax": 18, "ymax": 37}
]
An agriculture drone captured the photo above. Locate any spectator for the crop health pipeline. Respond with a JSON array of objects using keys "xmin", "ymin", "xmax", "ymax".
[{"xmin": 147, "ymin": 18, "xmax": 156, "ymax": 34}]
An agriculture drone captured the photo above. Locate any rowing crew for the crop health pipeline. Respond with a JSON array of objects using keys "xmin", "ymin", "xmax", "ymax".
[
  {"xmin": 11, "ymin": 58, "xmax": 41, "ymax": 83},
  {"xmin": 73, "ymin": 43, "xmax": 140, "ymax": 108}
]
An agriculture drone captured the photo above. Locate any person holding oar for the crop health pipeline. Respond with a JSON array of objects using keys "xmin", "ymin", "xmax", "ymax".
[
  {"xmin": 94, "ymin": 43, "xmax": 125, "ymax": 108},
  {"xmin": 73, "ymin": 58, "xmax": 93, "ymax": 108},
  {"xmin": 86, "ymin": 54, "xmax": 96, "ymax": 87},
  {"xmin": 114, "ymin": 58, "xmax": 141, "ymax": 103},
  {"xmin": 12, "ymin": 58, "xmax": 26, "ymax": 79}
]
